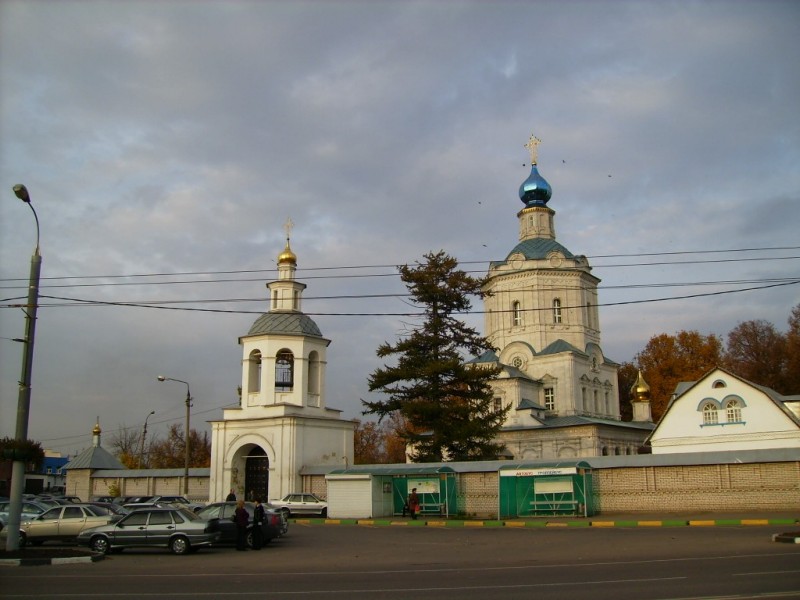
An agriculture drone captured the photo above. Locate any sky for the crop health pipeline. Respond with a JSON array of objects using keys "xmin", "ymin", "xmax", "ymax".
[{"xmin": 1, "ymin": 0, "xmax": 798, "ymax": 458}]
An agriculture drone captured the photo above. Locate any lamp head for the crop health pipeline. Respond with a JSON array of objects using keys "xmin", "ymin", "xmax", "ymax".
[
  {"xmin": 13, "ymin": 184, "xmax": 30, "ymax": 203},
  {"xmin": 157, "ymin": 375, "xmax": 166, "ymax": 382},
  {"xmin": 149, "ymin": 410, "xmax": 156, "ymax": 415}
]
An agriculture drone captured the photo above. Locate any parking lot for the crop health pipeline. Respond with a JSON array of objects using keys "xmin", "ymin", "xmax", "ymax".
[{"xmin": 2, "ymin": 522, "xmax": 799, "ymax": 600}]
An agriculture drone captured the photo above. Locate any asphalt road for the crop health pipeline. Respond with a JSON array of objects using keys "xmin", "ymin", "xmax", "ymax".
[{"xmin": 1, "ymin": 524, "xmax": 799, "ymax": 599}]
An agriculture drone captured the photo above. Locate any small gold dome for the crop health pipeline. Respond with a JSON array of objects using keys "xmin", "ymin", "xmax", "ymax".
[
  {"xmin": 630, "ymin": 371, "xmax": 651, "ymax": 402},
  {"xmin": 277, "ymin": 240, "xmax": 297, "ymax": 265},
  {"xmin": 92, "ymin": 420, "xmax": 101, "ymax": 435}
]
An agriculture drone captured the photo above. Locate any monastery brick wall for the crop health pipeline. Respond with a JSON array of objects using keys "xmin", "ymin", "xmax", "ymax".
[{"xmin": 305, "ymin": 460, "xmax": 798, "ymax": 517}]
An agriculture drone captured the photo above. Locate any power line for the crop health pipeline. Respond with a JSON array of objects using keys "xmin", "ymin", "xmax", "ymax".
[
  {"xmin": 0, "ymin": 246, "xmax": 798, "ymax": 289},
  {"xmin": 21, "ymin": 278, "xmax": 799, "ymax": 317}
]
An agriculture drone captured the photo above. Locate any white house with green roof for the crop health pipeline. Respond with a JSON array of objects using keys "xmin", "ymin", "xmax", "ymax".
[
  {"xmin": 477, "ymin": 136, "xmax": 653, "ymax": 458},
  {"xmin": 208, "ymin": 228, "xmax": 354, "ymax": 503}
]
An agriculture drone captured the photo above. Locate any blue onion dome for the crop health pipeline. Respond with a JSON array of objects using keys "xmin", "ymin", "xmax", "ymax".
[{"xmin": 519, "ymin": 163, "xmax": 552, "ymax": 206}]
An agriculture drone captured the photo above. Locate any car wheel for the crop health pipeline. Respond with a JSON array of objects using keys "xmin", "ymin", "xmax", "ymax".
[
  {"xmin": 18, "ymin": 532, "xmax": 27, "ymax": 548},
  {"xmin": 246, "ymin": 529, "xmax": 254, "ymax": 548},
  {"xmin": 170, "ymin": 535, "xmax": 190, "ymax": 555},
  {"xmin": 30, "ymin": 539, "xmax": 44, "ymax": 547},
  {"xmin": 320, "ymin": 508, "xmax": 328, "ymax": 518},
  {"xmin": 281, "ymin": 508, "xmax": 290, "ymax": 518},
  {"xmin": 90, "ymin": 536, "xmax": 110, "ymax": 555}
]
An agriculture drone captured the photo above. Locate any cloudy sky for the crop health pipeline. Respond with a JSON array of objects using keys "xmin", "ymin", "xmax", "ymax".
[{"xmin": 1, "ymin": 0, "xmax": 798, "ymax": 457}]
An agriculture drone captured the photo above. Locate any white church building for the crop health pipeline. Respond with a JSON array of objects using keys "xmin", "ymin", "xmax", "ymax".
[
  {"xmin": 475, "ymin": 136, "xmax": 653, "ymax": 458},
  {"xmin": 208, "ymin": 229, "xmax": 354, "ymax": 503}
]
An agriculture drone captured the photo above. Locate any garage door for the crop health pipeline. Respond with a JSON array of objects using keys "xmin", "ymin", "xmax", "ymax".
[{"xmin": 326, "ymin": 475, "xmax": 372, "ymax": 519}]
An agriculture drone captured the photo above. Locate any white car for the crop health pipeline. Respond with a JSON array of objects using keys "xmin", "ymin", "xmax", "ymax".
[{"xmin": 270, "ymin": 493, "xmax": 327, "ymax": 517}]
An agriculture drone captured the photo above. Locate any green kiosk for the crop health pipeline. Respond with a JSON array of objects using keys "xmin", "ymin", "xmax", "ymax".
[{"xmin": 499, "ymin": 461, "xmax": 594, "ymax": 518}]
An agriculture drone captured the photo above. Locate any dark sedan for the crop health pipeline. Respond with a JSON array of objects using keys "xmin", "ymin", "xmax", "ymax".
[
  {"xmin": 77, "ymin": 507, "xmax": 220, "ymax": 555},
  {"xmin": 195, "ymin": 502, "xmax": 286, "ymax": 548}
]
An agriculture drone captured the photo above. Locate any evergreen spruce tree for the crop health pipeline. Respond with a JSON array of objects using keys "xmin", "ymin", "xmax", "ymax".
[{"xmin": 363, "ymin": 250, "xmax": 506, "ymax": 462}]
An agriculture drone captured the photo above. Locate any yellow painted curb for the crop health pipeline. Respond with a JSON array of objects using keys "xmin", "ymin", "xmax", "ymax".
[
  {"xmin": 427, "ymin": 521, "xmax": 447, "ymax": 527},
  {"xmin": 358, "ymin": 520, "xmax": 374, "ymax": 526},
  {"xmin": 689, "ymin": 520, "xmax": 715, "ymax": 527},
  {"xmin": 505, "ymin": 521, "xmax": 526, "ymax": 528},
  {"xmin": 324, "ymin": 519, "xmax": 341, "ymax": 525},
  {"xmin": 590, "ymin": 521, "xmax": 615, "ymax": 527},
  {"xmin": 546, "ymin": 522, "xmax": 569, "ymax": 527},
  {"xmin": 390, "ymin": 521, "xmax": 409, "ymax": 526},
  {"xmin": 295, "ymin": 519, "xmax": 312, "ymax": 525},
  {"xmin": 637, "ymin": 521, "xmax": 664, "ymax": 527},
  {"xmin": 464, "ymin": 521, "xmax": 484, "ymax": 527},
  {"xmin": 741, "ymin": 519, "xmax": 769, "ymax": 526}
]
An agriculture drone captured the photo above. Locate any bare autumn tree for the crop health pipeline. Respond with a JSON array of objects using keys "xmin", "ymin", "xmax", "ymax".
[
  {"xmin": 148, "ymin": 424, "xmax": 211, "ymax": 469},
  {"xmin": 634, "ymin": 330, "xmax": 724, "ymax": 422},
  {"xmin": 384, "ymin": 411, "xmax": 410, "ymax": 463},
  {"xmin": 785, "ymin": 304, "xmax": 800, "ymax": 393},
  {"xmin": 724, "ymin": 319, "xmax": 787, "ymax": 392},
  {"xmin": 354, "ymin": 420, "xmax": 385, "ymax": 464},
  {"xmin": 108, "ymin": 425, "xmax": 142, "ymax": 469}
]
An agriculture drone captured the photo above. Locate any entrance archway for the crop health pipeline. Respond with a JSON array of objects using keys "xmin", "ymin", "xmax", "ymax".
[{"xmin": 245, "ymin": 446, "xmax": 270, "ymax": 501}]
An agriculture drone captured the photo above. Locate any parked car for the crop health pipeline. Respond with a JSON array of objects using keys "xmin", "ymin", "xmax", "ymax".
[
  {"xmin": 77, "ymin": 507, "xmax": 220, "ymax": 555},
  {"xmin": 0, "ymin": 500, "xmax": 50, "ymax": 524},
  {"xmin": 195, "ymin": 502, "xmax": 286, "ymax": 548},
  {"xmin": 87, "ymin": 502, "xmax": 131, "ymax": 516},
  {"xmin": 149, "ymin": 496, "xmax": 205, "ymax": 512},
  {"xmin": 270, "ymin": 493, "xmax": 327, "ymax": 517},
  {"xmin": 13, "ymin": 504, "xmax": 119, "ymax": 547}
]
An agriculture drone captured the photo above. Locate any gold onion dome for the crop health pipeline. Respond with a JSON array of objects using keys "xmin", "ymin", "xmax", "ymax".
[
  {"xmin": 277, "ymin": 239, "xmax": 296, "ymax": 265},
  {"xmin": 92, "ymin": 420, "xmax": 101, "ymax": 435},
  {"xmin": 630, "ymin": 371, "xmax": 651, "ymax": 402}
]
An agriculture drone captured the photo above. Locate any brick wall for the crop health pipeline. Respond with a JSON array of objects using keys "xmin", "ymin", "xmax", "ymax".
[
  {"xmin": 593, "ymin": 461, "xmax": 800, "ymax": 513},
  {"xmin": 101, "ymin": 460, "xmax": 799, "ymax": 515}
]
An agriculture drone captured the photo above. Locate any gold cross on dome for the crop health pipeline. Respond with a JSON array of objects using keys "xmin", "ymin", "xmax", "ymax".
[
  {"xmin": 524, "ymin": 133, "xmax": 541, "ymax": 165},
  {"xmin": 284, "ymin": 217, "xmax": 294, "ymax": 240}
]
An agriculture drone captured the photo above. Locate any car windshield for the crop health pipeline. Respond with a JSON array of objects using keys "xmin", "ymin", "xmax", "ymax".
[
  {"xmin": 177, "ymin": 507, "xmax": 200, "ymax": 521},
  {"xmin": 39, "ymin": 507, "xmax": 62, "ymax": 519},
  {"xmin": 86, "ymin": 505, "xmax": 111, "ymax": 516}
]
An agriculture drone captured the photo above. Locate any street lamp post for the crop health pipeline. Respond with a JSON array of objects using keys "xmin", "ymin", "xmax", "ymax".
[
  {"xmin": 5, "ymin": 184, "xmax": 42, "ymax": 551},
  {"xmin": 138, "ymin": 410, "xmax": 156, "ymax": 469},
  {"xmin": 156, "ymin": 376, "xmax": 192, "ymax": 495}
]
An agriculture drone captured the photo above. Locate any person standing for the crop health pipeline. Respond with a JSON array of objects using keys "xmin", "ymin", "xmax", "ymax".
[
  {"xmin": 252, "ymin": 498, "xmax": 265, "ymax": 550},
  {"xmin": 408, "ymin": 488, "xmax": 420, "ymax": 520},
  {"xmin": 234, "ymin": 499, "xmax": 249, "ymax": 551},
  {"xmin": 226, "ymin": 489, "xmax": 237, "ymax": 502}
]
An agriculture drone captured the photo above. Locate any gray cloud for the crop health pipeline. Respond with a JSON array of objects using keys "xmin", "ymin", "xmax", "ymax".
[{"xmin": 1, "ymin": 0, "xmax": 798, "ymax": 455}]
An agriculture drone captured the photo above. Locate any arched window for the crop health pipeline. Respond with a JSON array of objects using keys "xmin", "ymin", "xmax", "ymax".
[
  {"xmin": 307, "ymin": 351, "xmax": 320, "ymax": 404},
  {"xmin": 726, "ymin": 399, "xmax": 742, "ymax": 423},
  {"xmin": 275, "ymin": 350, "xmax": 294, "ymax": 390},
  {"xmin": 702, "ymin": 402, "xmax": 718, "ymax": 425},
  {"xmin": 271, "ymin": 290, "xmax": 278, "ymax": 310},
  {"xmin": 512, "ymin": 301, "xmax": 522, "ymax": 326},
  {"xmin": 552, "ymin": 298, "xmax": 562, "ymax": 324},
  {"xmin": 248, "ymin": 350, "xmax": 262, "ymax": 393}
]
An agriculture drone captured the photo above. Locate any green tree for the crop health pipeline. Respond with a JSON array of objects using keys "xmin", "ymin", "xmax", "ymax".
[
  {"xmin": 616, "ymin": 361, "xmax": 638, "ymax": 422},
  {"xmin": 634, "ymin": 330, "xmax": 724, "ymax": 422},
  {"xmin": 363, "ymin": 250, "xmax": 505, "ymax": 462}
]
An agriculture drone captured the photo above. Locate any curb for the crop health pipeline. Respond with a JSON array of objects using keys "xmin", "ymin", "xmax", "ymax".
[
  {"xmin": 0, "ymin": 553, "xmax": 103, "ymax": 567},
  {"xmin": 292, "ymin": 517, "xmax": 799, "ymax": 529}
]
